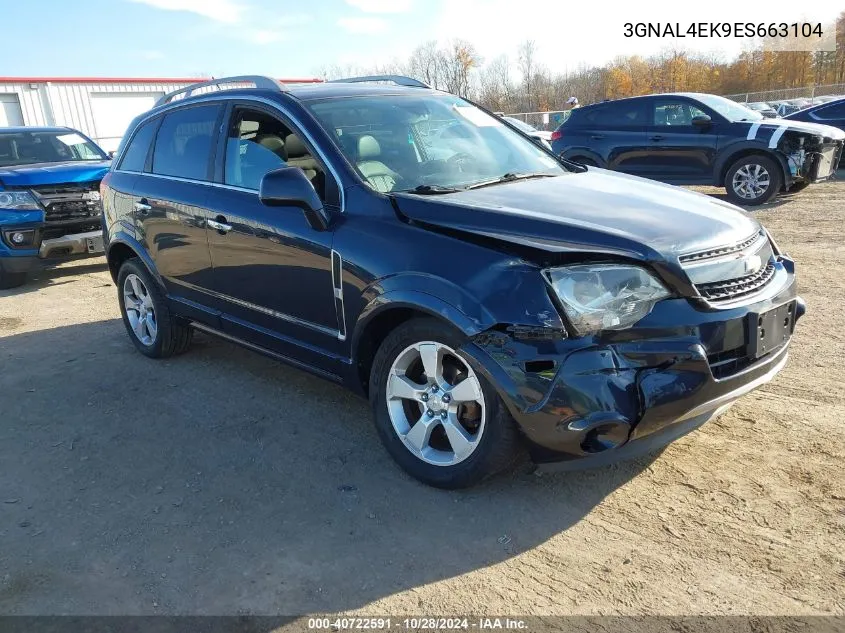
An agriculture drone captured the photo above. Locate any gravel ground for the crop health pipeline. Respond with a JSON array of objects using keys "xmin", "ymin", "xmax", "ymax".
[{"xmin": 0, "ymin": 180, "xmax": 843, "ymax": 618}]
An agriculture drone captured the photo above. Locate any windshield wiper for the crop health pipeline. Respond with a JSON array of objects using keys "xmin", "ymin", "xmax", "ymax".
[
  {"xmin": 465, "ymin": 172, "xmax": 558, "ymax": 190},
  {"xmin": 403, "ymin": 184, "xmax": 464, "ymax": 195}
]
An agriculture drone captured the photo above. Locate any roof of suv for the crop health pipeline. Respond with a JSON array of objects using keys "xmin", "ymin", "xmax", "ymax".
[
  {"xmin": 576, "ymin": 92, "xmax": 723, "ymax": 109},
  {"xmin": 0, "ymin": 126, "xmax": 79, "ymax": 134},
  {"xmin": 285, "ymin": 82, "xmax": 443, "ymax": 101}
]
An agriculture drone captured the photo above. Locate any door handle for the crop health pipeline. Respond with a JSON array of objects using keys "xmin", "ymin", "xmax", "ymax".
[
  {"xmin": 591, "ymin": 134, "xmax": 606, "ymax": 140},
  {"xmin": 134, "ymin": 200, "xmax": 151, "ymax": 215},
  {"xmin": 649, "ymin": 135, "xmax": 665, "ymax": 141},
  {"xmin": 208, "ymin": 216, "xmax": 232, "ymax": 234}
]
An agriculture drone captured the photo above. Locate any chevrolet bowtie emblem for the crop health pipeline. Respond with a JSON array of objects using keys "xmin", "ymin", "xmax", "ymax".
[{"xmin": 744, "ymin": 255, "xmax": 762, "ymax": 274}]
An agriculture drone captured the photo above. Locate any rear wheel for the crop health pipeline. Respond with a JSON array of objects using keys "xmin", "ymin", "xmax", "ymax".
[
  {"xmin": 724, "ymin": 155, "xmax": 782, "ymax": 206},
  {"xmin": 117, "ymin": 258, "xmax": 192, "ymax": 358},
  {"xmin": 369, "ymin": 318, "xmax": 521, "ymax": 488}
]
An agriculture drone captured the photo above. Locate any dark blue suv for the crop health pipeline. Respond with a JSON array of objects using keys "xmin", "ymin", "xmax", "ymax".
[
  {"xmin": 551, "ymin": 93, "xmax": 844, "ymax": 206},
  {"xmin": 102, "ymin": 76, "xmax": 805, "ymax": 488}
]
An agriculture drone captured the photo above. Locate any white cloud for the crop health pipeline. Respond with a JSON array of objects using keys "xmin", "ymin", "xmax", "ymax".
[
  {"xmin": 345, "ymin": 0, "xmax": 411, "ymax": 13},
  {"xmin": 128, "ymin": 0, "xmax": 243, "ymax": 24},
  {"xmin": 337, "ymin": 17, "xmax": 388, "ymax": 34}
]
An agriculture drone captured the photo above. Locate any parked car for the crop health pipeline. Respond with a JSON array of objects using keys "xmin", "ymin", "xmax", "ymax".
[
  {"xmin": 551, "ymin": 92, "xmax": 844, "ymax": 205},
  {"xmin": 501, "ymin": 116, "xmax": 553, "ymax": 148},
  {"xmin": 776, "ymin": 103, "xmax": 801, "ymax": 117},
  {"xmin": 784, "ymin": 97, "xmax": 845, "ymax": 167},
  {"xmin": 810, "ymin": 95, "xmax": 842, "ymax": 104},
  {"xmin": 0, "ymin": 127, "xmax": 111, "ymax": 288},
  {"xmin": 103, "ymin": 75, "xmax": 805, "ymax": 488},
  {"xmin": 746, "ymin": 102, "xmax": 778, "ymax": 118}
]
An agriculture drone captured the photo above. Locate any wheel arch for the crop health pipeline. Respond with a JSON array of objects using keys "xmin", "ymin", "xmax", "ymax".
[
  {"xmin": 716, "ymin": 145, "xmax": 790, "ymax": 189},
  {"xmin": 106, "ymin": 232, "xmax": 164, "ymax": 289},
  {"xmin": 350, "ymin": 290, "xmax": 494, "ymax": 398},
  {"xmin": 560, "ymin": 148, "xmax": 605, "ymax": 167}
]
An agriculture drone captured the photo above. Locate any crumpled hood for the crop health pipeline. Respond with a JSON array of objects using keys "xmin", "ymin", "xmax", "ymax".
[
  {"xmin": 392, "ymin": 169, "xmax": 761, "ymax": 261},
  {"xmin": 0, "ymin": 161, "xmax": 110, "ymax": 188}
]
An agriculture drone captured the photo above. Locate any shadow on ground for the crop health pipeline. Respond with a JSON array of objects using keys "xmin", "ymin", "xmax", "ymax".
[
  {"xmin": 0, "ymin": 319, "xmax": 655, "ymax": 615},
  {"xmin": 0, "ymin": 258, "xmax": 110, "ymax": 298}
]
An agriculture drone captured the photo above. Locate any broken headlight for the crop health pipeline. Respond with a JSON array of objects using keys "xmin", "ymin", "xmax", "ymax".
[
  {"xmin": 544, "ymin": 264, "xmax": 670, "ymax": 336},
  {"xmin": 0, "ymin": 191, "xmax": 40, "ymax": 211}
]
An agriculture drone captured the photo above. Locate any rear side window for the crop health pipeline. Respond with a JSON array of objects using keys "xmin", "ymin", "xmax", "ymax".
[
  {"xmin": 652, "ymin": 101, "xmax": 708, "ymax": 126},
  {"xmin": 118, "ymin": 118, "xmax": 157, "ymax": 172},
  {"xmin": 152, "ymin": 105, "xmax": 220, "ymax": 181},
  {"xmin": 580, "ymin": 102, "xmax": 646, "ymax": 127},
  {"xmin": 816, "ymin": 102, "xmax": 845, "ymax": 119}
]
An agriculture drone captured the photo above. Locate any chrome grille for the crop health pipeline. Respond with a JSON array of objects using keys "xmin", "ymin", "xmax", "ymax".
[
  {"xmin": 680, "ymin": 230, "xmax": 778, "ymax": 304},
  {"xmin": 696, "ymin": 262, "xmax": 777, "ymax": 302}
]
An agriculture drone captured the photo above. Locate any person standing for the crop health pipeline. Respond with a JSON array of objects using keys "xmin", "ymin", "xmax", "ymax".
[{"xmin": 566, "ymin": 96, "xmax": 580, "ymax": 109}]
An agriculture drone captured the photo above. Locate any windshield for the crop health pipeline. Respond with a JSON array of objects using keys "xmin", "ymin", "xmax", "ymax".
[
  {"xmin": 693, "ymin": 94, "xmax": 763, "ymax": 122},
  {"xmin": 0, "ymin": 130, "xmax": 106, "ymax": 167},
  {"xmin": 503, "ymin": 117, "xmax": 537, "ymax": 133},
  {"xmin": 306, "ymin": 94, "xmax": 566, "ymax": 193}
]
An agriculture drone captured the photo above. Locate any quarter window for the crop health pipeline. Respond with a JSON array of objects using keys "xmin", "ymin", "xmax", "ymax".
[
  {"xmin": 816, "ymin": 102, "xmax": 845, "ymax": 119},
  {"xmin": 119, "ymin": 118, "xmax": 157, "ymax": 172},
  {"xmin": 152, "ymin": 105, "xmax": 220, "ymax": 181}
]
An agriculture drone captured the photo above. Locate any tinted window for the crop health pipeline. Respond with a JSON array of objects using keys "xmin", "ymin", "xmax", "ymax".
[
  {"xmin": 816, "ymin": 102, "xmax": 845, "ymax": 119},
  {"xmin": 118, "ymin": 119, "xmax": 157, "ymax": 172},
  {"xmin": 653, "ymin": 101, "xmax": 708, "ymax": 126},
  {"xmin": 581, "ymin": 102, "xmax": 646, "ymax": 126},
  {"xmin": 152, "ymin": 105, "xmax": 220, "ymax": 181}
]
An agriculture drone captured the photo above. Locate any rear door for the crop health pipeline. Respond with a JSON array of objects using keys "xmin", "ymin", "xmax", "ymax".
[
  {"xmin": 570, "ymin": 100, "xmax": 649, "ymax": 174},
  {"xmin": 204, "ymin": 101, "xmax": 342, "ymax": 369},
  {"xmin": 133, "ymin": 103, "xmax": 222, "ymax": 312},
  {"xmin": 641, "ymin": 98, "xmax": 719, "ymax": 182}
]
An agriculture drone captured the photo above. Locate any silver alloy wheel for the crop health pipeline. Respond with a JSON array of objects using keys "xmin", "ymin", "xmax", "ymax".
[
  {"xmin": 386, "ymin": 341, "xmax": 486, "ymax": 466},
  {"xmin": 732, "ymin": 163, "xmax": 771, "ymax": 200},
  {"xmin": 123, "ymin": 273, "xmax": 158, "ymax": 346}
]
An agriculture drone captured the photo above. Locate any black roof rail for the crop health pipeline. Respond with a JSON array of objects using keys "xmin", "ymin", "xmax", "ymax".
[
  {"xmin": 155, "ymin": 75, "xmax": 287, "ymax": 107},
  {"xmin": 328, "ymin": 75, "xmax": 431, "ymax": 89}
]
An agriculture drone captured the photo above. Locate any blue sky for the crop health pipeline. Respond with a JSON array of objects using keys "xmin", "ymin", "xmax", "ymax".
[{"xmin": 1, "ymin": 0, "xmax": 841, "ymax": 79}]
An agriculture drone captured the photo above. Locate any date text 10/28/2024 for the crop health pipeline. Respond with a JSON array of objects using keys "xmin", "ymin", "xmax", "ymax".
[
  {"xmin": 307, "ymin": 617, "xmax": 529, "ymax": 630},
  {"xmin": 623, "ymin": 22, "xmax": 824, "ymax": 39}
]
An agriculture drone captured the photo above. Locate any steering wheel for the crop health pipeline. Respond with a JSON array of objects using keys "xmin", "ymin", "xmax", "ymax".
[{"xmin": 447, "ymin": 152, "xmax": 475, "ymax": 172}]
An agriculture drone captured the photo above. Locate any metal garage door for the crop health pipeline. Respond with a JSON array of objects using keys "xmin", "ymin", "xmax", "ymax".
[
  {"xmin": 90, "ymin": 92, "xmax": 163, "ymax": 152},
  {"xmin": 0, "ymin": 94, "xmax": 24, "ymax": 127}
]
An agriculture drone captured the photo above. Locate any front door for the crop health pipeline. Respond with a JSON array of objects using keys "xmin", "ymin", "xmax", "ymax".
[
  {"xmin": 205, "ymin": 103, "xmax": 342, "ymax": 371},
  {"xmin": 641, "ymin": 99, "xmax": 719, "ymax": 182}
]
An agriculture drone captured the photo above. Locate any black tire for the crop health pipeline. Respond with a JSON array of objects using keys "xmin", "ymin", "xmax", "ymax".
[
  {"xmin": 0, "ymin": 270, "xmax": 27, "ymax": 290},
  {"xmin": 724, "ymin": 155, "xmax": 782, "ymax": 206},
  {"xmin": 117, "ymin": 258, "xmax": 192, "ymax": 358},
  {"xmin": 369, "ymin": 318, "xmax": 522, "ymax": 489}
]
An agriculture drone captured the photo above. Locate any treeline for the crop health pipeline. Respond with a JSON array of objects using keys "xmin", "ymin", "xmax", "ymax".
[{"xmin": 318, "ymin": 11, "xmax": 845, "ymax": 112}]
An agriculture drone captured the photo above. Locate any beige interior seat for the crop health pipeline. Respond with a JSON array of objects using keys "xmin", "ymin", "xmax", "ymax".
[{"xmin": 356, "ymin": 135, "xmax": 399, "ymax": 193}]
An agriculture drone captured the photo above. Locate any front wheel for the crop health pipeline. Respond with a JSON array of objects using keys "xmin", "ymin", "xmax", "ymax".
[
  {"xmin": 724, "ymin": 155, "xmax": 782, "ymax": 206},
  {"xmin": 369, "ymin": 318, "xmax": 521, "ymax": 489}
]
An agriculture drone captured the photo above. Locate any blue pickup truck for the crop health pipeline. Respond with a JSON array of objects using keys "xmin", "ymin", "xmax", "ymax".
[{"xmin": 0, "ymin": 126, "xmax": 111, "ymax": 288}]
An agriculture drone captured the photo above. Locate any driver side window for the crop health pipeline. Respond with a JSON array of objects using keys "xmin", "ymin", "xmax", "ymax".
[
  {"xmin": 653, "ymin": 101, "xmax": 707, "ymax": 126},
  {"xmin": 224, "ymin": 107, "xmax": 326, "ymax": 199}
]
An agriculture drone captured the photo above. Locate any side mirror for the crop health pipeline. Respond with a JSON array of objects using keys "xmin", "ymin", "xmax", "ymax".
[
  {"xmin": 259, "ymin": 166, "xmax": 330, "ymax": 231},
  {"xmin": 692, "ymin": 115, "xmax": 712, "ymax": 128}
]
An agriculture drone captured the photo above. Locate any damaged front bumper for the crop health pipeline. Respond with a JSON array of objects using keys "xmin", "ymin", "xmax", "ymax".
[{"xmin": 461, "ymin": 272, "xmax": 804, "ymax": 468}]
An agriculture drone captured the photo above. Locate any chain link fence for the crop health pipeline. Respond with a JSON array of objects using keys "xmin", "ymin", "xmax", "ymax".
[
  {"xmin": 724, "ymin": 83, "xmax": 845, "ymax": 104},
  {"xmin": 500, "ymin": 110, "xmax": 571, "ymax": 131}
]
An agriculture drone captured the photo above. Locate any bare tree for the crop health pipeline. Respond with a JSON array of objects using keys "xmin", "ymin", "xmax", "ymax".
[
  {"xmin": 441, "ymin": 40, "xmax": 481, "ymax": 98},
  {"xmin": 517, "ymin": 40, "xmax": 537, "ymax": 110}
]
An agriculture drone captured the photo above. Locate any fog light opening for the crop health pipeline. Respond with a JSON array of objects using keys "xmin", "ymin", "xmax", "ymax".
[
  {"xmin": 581, "ymin": 423, "xmax": 628, "ymax": 454},
  {"xmin": 11, "ymin": 232, "xmax": 26, "ymax": 244}
]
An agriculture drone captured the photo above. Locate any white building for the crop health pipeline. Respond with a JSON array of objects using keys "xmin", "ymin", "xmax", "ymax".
[{"xmin": 0, "ymin": 76, "xmax": 319, "ymax": 152}]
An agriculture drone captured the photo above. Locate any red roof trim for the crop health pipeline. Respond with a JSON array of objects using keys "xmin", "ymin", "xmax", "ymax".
[{"xmin": 0, "ymin": 77, "xmax": 323, "ymax": 84}]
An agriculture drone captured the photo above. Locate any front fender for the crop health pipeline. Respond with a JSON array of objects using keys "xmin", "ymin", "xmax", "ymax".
[{"xmin": 715, "ymin": 141, "xmax": 791, "ymax": 186}]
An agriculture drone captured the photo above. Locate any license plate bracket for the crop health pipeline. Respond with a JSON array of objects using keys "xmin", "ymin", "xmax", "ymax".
[{"xmin": 747, "ymin": 301, "xmax": 796, "ymax": 359}]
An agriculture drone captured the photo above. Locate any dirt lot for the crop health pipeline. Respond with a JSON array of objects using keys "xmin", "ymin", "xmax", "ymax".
[{"xmin": 1, "ymin": 180, "xmax": 843, "ymax": 618}]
